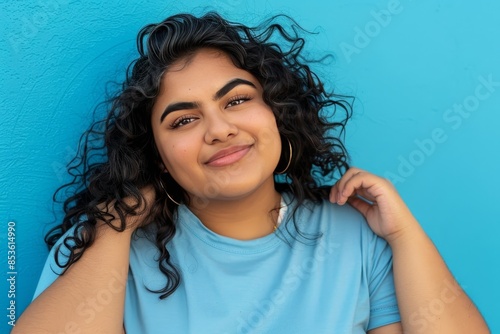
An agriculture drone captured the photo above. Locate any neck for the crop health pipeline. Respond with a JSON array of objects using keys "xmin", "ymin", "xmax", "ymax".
[{"xmin": 188, "ymin": 182, "xmax": 281, "ymax": 240}]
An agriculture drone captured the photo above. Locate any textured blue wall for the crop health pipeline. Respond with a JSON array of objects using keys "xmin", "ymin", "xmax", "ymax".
[{"xmin": 1, "ymin": 0, "xmax": 499, "ymax": 332}]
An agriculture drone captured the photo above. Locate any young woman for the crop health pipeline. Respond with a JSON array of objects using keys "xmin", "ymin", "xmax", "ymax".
[{"xmin": 14, "ymin": 12, "xmax": 489, "ymax": 334}]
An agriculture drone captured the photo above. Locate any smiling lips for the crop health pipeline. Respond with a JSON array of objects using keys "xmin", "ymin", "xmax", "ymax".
[{"xmin": 205, "ymin": 145, "xmax": 252, "ymax": 167}]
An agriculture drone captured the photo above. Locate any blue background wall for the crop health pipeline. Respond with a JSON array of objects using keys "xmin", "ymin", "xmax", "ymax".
[{"xmin": 1, "ymin": 0, "xmax": 499, "ymax": 332}]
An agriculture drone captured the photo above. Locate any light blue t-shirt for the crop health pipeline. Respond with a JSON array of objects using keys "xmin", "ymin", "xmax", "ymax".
[{"xmin": 34, "ymin": 194, "xmax": 400, "ymax": 333}]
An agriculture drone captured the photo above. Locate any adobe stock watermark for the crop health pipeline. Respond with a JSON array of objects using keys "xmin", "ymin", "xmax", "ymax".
[
  {"xmin": 339, "ymin": 0, "xmax": 410, "ymax": 63},
  {"xmin": 8, "ymin": 0, "xmax": 69, "ymax": 54},
  {"xmin": 385, "ymin": 74, "xmax": 499, "ymax": 184},
  {"xmin": 408, "ymin": 279, "xmax": 464, "ymax": 332},
  {"xmin": 235, "ymin": 239, "xmax": 340, "ymax": 333}
]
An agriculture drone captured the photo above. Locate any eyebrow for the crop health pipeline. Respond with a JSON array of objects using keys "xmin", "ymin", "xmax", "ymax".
[{"xmin": 159, "ymin": 78, "xmax": 257, "ymax": 123}]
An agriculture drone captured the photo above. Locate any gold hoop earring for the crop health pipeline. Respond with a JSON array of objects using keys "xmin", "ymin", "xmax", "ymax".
[
  {"xmin": 275, "ymin": 138, "xmax": 293, "ymax": 175},
  {"xmin": 159, "ymin": 179, "xmax": 181, "ymax": 206}
]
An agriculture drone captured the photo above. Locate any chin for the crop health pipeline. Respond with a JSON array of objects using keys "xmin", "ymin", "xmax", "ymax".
[{"xmin": 195, "ymin": 175, "xmax": 275, "ymax": 201}]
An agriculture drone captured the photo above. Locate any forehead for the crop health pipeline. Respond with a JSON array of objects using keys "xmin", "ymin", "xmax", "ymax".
[
  {"xmin": 151, "ymin": 48, "xmax": 263, "ymax": 121},
  {"xmin": 168, "ymin": 48, "xmax": 232, "ymax": 72},
  {"xmin": 160, "ymin": 48, "xmax": 258, "ymax": 93}
]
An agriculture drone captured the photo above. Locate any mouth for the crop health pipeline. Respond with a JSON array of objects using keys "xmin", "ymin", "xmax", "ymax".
[{"xmin": 205, "ymin": 145, "xmax": 252, "ymax": 167}]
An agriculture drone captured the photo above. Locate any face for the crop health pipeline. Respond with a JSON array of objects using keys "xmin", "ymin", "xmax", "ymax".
[{"xmin": 151, "ymin": 48, "xmax": 282, "ymax": 205}]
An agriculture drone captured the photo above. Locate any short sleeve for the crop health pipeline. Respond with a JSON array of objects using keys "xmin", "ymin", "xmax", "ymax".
[
  {"xmin": 32, "ymin": 226, "xmax": 77, "ymax": 300},
  {"xmin": 366, "ymin": 232, "xmax": 401, "ymax": 330}
]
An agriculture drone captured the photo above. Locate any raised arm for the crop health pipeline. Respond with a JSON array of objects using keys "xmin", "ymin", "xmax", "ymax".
[
  {"xmin": 13, "ymin": 224, "xmax": 133, "ymax": 334},
  {"xmin": 13, "ymin": 186, "xmax": 155, "ymax": 334},
  {"xmin": 330, "ymin": 167, "xmax": 490, "ymax": 334}
]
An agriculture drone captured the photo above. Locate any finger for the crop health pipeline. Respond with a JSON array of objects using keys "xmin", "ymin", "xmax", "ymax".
[
  {"xmin": 337, "ymin": 171, "xmax": 382, "ymax": 205},
  {"xmin": 330, "ymin": 168, "xmax": 360, "ymax": 203},
  {"xmin": 334, "ymin": 167, "xmax": 365, "ymax": 203},
  {"xmin": 351, "ymin": 188, "xmax": 377, "ymax": 204},
  {"xmin": 347, "ymin": 196, "xmax": 372, "ymax": 218},
  {"xmin": 329, "ymin": 182, "xmax": 339, "ymax": 203}
]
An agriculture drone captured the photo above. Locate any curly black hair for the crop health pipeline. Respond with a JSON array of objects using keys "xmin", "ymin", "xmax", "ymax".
[{"xmin": 46, "ymin": 12, "xmax": 352, "ymax": 299}]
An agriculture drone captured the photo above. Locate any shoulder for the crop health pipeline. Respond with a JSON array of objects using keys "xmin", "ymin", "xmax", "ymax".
[
  {"xmin": 287, "ymin": 194, "xmax": 368, "ymax": 235},
  {"xmin": 285, "ymin": 194, "xmax": 388, "ymax": 257}
]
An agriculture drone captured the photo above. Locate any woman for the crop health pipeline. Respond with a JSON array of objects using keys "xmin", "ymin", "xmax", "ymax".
[{"xmin": 14, "ymin": 12, "xmax": 488, "ymax": 333}]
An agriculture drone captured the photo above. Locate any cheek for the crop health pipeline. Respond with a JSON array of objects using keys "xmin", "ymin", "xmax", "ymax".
[
  {"xmin": 157, "ymin": 138, "xmax": 192, "ymax": 172},
  {"xmin": 259, "ymin": 124, "xmax": 280, "ymax": 146},
  {"xmin": 254, "ymin": 114, "xmax": 280, "ymax": 148}
]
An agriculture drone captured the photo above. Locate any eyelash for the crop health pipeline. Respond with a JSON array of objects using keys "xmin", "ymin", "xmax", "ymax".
[
  {"xmin": 226, "ymin": 94, "xmax": 251, "ymax": 108},
  {"xmin": 169, "ymin": 95, "xmax": 252, "ymax": 129},
  {"xmin": 170, "ymin": 115, "xmax": 197, "ymax": 129}
]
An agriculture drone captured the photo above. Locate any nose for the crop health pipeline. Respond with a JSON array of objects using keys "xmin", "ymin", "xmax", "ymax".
[{"xmin": 203, "ymin": 111, "xmax": 239, "ymax": 144}]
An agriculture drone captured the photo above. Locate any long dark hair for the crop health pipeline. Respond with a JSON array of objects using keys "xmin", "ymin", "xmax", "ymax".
[{"xmin": 46, "ymin": 12, "xmax": 352, "ymax": 299}]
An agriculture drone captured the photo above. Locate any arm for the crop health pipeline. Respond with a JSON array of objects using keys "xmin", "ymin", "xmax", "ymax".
[
  {"xmin": 13, "ymin": 225, "xmax": 132, "ymax": 334},
  {"xmin": 331, "ymin": 168, "xmax": 490, "ymax": 334}
]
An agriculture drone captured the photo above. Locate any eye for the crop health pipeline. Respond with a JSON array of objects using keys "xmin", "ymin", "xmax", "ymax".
[
  {"xmin": 170, "ymin": 115, "xmax": 198, "ymax": 129},
  {"xmin": 226, "ymin": 95, "xmax": 251, "ymax": 108}
]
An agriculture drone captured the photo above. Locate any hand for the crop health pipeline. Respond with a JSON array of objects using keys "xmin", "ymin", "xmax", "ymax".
[
  {"xmin": 97, "ymin": 185, "xmax": 157, "ymax": 232},
  {"xmin": 329, "ymin": 167, "xmax": 418, "ymax": 243}
]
